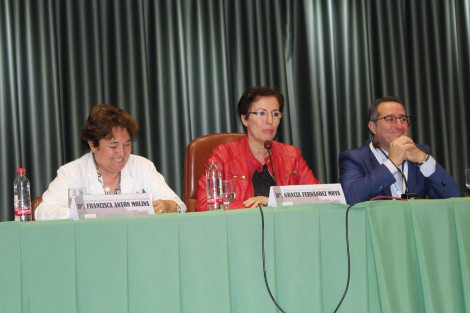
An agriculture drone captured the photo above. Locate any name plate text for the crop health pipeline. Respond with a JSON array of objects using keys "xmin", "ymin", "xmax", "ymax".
[
  {"xmin": 70, "ymin": 193, "xmax": 154, "ymax": 220},
  {"xmin": 268, "ymin": 184, "xmax": 346, "ymax": 207}
]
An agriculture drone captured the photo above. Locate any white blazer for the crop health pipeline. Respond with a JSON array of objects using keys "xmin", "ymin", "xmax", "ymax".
[{"xmin": 35, "ymin": 152, "xmax": 186, "ymax": 220}]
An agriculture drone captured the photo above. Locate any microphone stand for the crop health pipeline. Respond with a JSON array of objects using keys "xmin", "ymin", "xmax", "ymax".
[{"xmin": 263, "ymin": 140, "xmax": 277, "ymax": 185}]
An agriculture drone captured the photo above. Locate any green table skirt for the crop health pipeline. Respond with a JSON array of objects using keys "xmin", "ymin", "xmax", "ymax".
[{"xmin": 1, "ymin": 198, "xmax": 469, "ymax": 313}]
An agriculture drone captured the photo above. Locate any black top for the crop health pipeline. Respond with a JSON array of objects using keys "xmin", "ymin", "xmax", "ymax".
[{"xmin": 252, "ymin": 164, "xmax": 276, "ymax": 197}]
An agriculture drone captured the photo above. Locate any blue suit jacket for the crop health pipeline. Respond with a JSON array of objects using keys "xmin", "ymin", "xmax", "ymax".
[{"xmin": 339, "ymin": 139, "xmax": 459, "ymax": 204}]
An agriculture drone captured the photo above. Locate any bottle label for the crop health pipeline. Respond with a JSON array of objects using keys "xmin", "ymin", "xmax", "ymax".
[
  {"xmin": 207, "ymin": 198, "xmax": 222, "ymax": 205},
  {"xmin": 15, "ymin": 207, "xmax": 32, "ymax": 216}
]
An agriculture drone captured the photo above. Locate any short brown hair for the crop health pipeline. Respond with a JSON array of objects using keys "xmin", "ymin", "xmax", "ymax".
[{"xmin": 80, "ymin": 104, "xmax": 139, "ymax": 149}]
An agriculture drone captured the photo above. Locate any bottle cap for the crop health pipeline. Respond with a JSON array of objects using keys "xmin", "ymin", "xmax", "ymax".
[
  {"xmin": 208, "ymin": 157, "xmax": 218, "ymax": 164},
  {"xmin": 16, "ymin": 168, "xmax": 26, "ymax": 174}
]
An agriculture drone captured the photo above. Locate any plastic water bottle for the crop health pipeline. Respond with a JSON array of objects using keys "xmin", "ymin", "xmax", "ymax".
[
  {"xmin": 206, "ymin": 158, "xmax": 222, "ymax": 210},
  {"xmin": 13, "ymin": 168, "xmax": 32, "ymax": 222}
]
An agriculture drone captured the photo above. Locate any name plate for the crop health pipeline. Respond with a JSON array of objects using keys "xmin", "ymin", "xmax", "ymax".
[
  {"xmin": 70, "ymin": 193, "xmax": 154, "ymax": 220},
  {"xmin": 268, "ymin": 184, "xmax": 347, "ymax": 207}
]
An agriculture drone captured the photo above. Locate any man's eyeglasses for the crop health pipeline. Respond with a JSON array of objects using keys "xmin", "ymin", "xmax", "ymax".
[
  {"xmin": 374, "ymin": 115, "xmax": 412, "ymax": 124},
  {"xmin": 247, "ymin": 110, "xmax": 282, "ymax": 119}
]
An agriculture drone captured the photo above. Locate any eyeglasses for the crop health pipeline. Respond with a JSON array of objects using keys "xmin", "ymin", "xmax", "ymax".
[
  {"xmin": 374, "ymin": 115, "xmax": 412, "ymax": 124},
  {"xmin": 247, "ymin": 110, "xmax": 282, "ymax": 119}
]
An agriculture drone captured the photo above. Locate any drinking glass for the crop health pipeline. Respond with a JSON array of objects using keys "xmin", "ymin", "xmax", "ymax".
[
  {"xmin": 68, "ymin": 187, "xmax": 86, "ymax": 208},
  {"xmin": 221, "ymin": 180, "xmax": 235, "ymax": 210},
  {"xmin": 466, "ymin": 169, "xmax": 470, "ymax": 190}
]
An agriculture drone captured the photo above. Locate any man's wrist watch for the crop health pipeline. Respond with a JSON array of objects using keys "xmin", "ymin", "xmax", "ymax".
[{"xmin": 418, "ymin": 153, "xmax": 430, "ymax": 166}]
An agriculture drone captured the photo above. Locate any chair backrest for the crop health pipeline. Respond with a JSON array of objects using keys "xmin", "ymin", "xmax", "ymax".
[
  {"xmin": 183, "ymin": 133, "xmax": 245, "ymax": 212},
  {"xmin": 31, "ymin": 196, "xmax": 43, "ymax": 221}
]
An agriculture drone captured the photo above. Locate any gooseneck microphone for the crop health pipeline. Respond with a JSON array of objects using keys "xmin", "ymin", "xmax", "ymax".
[
  {"xmin": 264, "ymin": 140, "xmax": 277, "ymax": 185},
  {"xmin": 373, "ymin": 140, "xmax": 418, "ymax": 199}
]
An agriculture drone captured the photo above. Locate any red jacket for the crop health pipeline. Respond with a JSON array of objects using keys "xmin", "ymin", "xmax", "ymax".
[{"xmin": 196, "ymin": 136, "xmax": 321, "ymax": 211}]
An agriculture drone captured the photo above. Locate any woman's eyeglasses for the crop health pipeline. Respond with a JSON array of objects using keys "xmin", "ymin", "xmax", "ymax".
[{"xmin": 247, "ymin": 110, "xmax": 282, "ymax": 119}]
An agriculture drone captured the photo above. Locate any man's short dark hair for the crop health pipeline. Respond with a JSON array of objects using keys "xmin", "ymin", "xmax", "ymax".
[{"xmin": 368, "ymin": 96, "xmax": 403, "ymax": 121}]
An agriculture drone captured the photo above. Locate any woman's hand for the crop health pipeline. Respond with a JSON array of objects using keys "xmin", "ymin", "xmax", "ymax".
[
  {"xmin": 152, "ymin": 200, "xmax": 177, "ymax": 214},
  {"xmin": 243, "ymin": 196, "xmax": 269, "ymax": 208}
]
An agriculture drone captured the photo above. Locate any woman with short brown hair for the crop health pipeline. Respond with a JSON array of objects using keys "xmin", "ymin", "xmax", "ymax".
[{"xmin": 36, "ymin": 104, "xmax": 185, "ymax": 220}]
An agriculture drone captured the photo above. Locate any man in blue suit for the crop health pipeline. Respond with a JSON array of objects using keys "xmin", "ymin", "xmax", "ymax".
[{"xmin": 339, "ymin": 96, "xmax": 459, "ymax": 205}]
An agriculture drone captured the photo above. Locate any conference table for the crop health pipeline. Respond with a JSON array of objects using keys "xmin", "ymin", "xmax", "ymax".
[{"xmin": 1, "ymin": 198, "xmax": 469, "ymax": 313}]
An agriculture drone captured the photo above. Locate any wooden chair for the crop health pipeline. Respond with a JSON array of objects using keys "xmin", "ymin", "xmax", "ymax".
[
  {"xmin": 31, "ymin": 196, "xmax": 43, "ymax": 221},
  {"xmin": 183, "ymin": 133, "xmax": 244, "ymax": 212}
]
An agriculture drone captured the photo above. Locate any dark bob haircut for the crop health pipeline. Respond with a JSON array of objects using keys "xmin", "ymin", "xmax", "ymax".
[
  {"xmin": 80, "ymin": 104, "xmax": 139, "ymax": 149},
  {"xmin": 237, "ymin": 86, "xmax": 284, "ymax": 126}
]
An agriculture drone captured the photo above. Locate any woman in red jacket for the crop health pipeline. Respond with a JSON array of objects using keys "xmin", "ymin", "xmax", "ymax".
[{"xmin": 196, "ymin": 87, "xmax": 321, "ymax": 211}]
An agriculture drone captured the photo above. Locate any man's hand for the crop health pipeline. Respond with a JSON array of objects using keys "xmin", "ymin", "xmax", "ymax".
[
  {"xmin": 389, "ymin": 135, "xmax": 427, "ymax": 165},
  {"xmin": 405, "ymin": 146, "xmax": 427, "ymax": 163},
  {"xmin": 388, "ymin": 136, "xmax": 414, "ymax": 166}
]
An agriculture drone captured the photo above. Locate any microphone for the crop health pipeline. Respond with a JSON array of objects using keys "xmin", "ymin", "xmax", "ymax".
[
  {"xmin": 373, "ymin": 139, "xmax": 418, "ymax": 199},
  {"xmin": 264, "ymin": 140, "xmax": 277, "ymax": 185},
  {"xmin": 263, "ymin": 140, "xmax": 272, "ymax": 150}
]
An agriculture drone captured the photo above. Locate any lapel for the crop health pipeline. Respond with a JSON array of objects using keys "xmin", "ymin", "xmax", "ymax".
[
  {"xmin": 406, "ymin": 161, "xmax": 418, "ymax": 193},
  {"xmin": 85, "ymin": 152, "xmax": 104, "ymax": 193},
  {"xmin": 119, "ymin": 159, "xmax": 137, "ymax": 193},
  {"xmin": 366, "ymin": 143, "xmax": 392, "ymax": 196}
]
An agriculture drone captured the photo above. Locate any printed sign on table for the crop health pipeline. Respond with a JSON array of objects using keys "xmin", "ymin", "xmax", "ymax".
[
  {"xmin": 70, "ymin": 193, "xmax": 154, "ymax": 220},
  {"xmin": 268, "ymin": 184, "xmax": 346, "ymax": 207}
]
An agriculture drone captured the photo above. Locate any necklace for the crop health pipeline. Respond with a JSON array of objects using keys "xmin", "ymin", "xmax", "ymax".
[{"xmin": 92, "ymin": 153, "xmax": 121, "ymax": 195}]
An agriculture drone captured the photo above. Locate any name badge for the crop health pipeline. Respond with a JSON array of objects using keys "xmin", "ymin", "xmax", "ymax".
[
  {"xmin": 70, "ymin": 193, "xmax": 154, "ymax": 220},
  {"xmin": 268, "ymin": 184, "xmax": 347, "ymax": 207}
]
